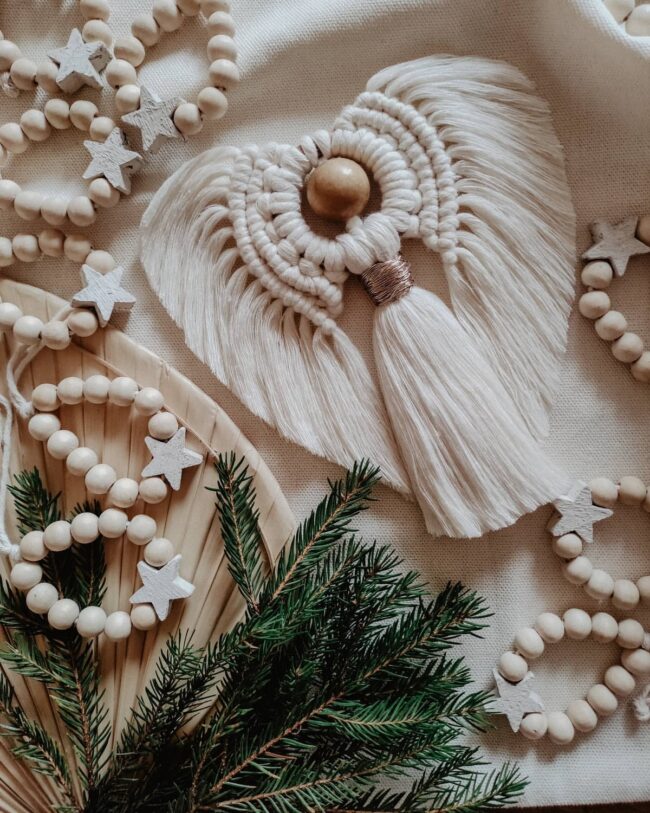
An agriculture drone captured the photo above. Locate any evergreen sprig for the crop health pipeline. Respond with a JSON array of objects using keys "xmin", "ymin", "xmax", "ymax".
[{"xmin": 0, "ymin": 460, "xmax": 527, "ymax": 813}]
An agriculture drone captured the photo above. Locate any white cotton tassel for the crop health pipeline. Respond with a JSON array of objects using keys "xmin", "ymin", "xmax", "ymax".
[{"xmin": 366, "ymin": 258, "xmax": 570, "ymax": 538}]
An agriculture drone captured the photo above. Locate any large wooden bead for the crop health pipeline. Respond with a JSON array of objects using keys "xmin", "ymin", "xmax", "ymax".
[
  {"xmin": 0, "ymin": 40, "xmax": 21, "ymax": 71},
  {"xmin": 566, "ymin": 699, "xmax": 597, "ymax": 733},
  {"xmin": 586, "ymin": 683, "xmax": 618, "ymax": 715},
  {"xmin": 131, "ymin": 603, "xmax": 157, "ymax": 630},
  {"xmin": 69, "ymin": 100, "xmax": 98, "ymax": 131},
  {"xmin": 563, "ymin": 608, "xmax": 591, "ymax": 640},
  {"xmin": 0, "ymin": 122, "xmax": 28, "ymax": 154},
  {"xmin": 306, "ymin": 158, "xmax": 371, "ymax": 222},
  {"xmin": 35, "ymin": 61, "xmax": 60, "ymax": 94},
  {"xmin": 131, "ymin": 15, "xmax": 161, "ymax": 47},
  {"xmin": 513, "ymin": 627, "xmax": 544, "ymax": 659},
  {"xmin": 591, "ymin": 612, "xmax": 619, "ymax": 644},
  {"xmin": 604, "ymin": 665, "xmax": 636, "ymax": 697},
  {"xmin": 616, "ymin": 618, "xmax": 645, "ymax": 649},
  {"xmin": 621, "ymin": 648, "xmax": 650, "ymax": 676},
  {"xmin": 113, "ymin": 36, "xmax": 146, "ymax": 67},
  {"xmin": 589, "ymin": 477, "xmax": 618, "ymax": 508},
  {"xmin": 173, "ymin": 103, "xmax": 203, "ymax": 136},
  {"xmin": 497, "ymin": 651, "xmax": 528, "ymax": 682},
  {"xmin": 20, "ymin": 110, "xmax": 51, "ymax": 142},
  {"xmin": 10, "ymin": 57, "xmax": 37, "ymax": 90},
  {"xmin": 104, "ymin": 610, "xmax": 132, "ymax": 641},
  {"xmin": 631, "ymin": 351, "xmax": 650, "ymax": 383},
  {"xmin": 11, "ymin": 562, "xmax": 43, "ymax": 590},
  {"xmin": 48, "ymin": 599, "xmax": 80, "ymax": 630},
  {"xmin": 519, "ymin": 712, "xmax": 547, "ymax": 740},
  {"xmin": 152, "ymin": 0, "xmax": 183, "ymax": 32},
  {"xmin": 612, "ymin": 332, "xmax": 644, "ymax": 363},
  {"xmin": 14, "ymin": 191, "xmax": 44, "ymax": 222},
  {"xmin": 26, "ymin": 583, "xmax": 58, "ymax": 614},
  {"xmin": 534, "ymin": 612, "xmax": 564, "ymax": 643},
  {"xmin": 76, "ymin": 606, "xmax": 106, "ymax": 637},
  {"xmin": 44, "ymin": 99, "xmax": 72, "ymax": 130},
  {"xmin": 71, "ymin": 512, "xmax": 100, "ymax": 544},
  {"xmin": 562, "ymin": 555, "xmax": 593, "ymax": 585},
  {"xmin": 618, "ymin": 475, "xmax": 646, "ymax": 506},
  {"xmin": 82, "ymin": 19, "xmax": 113, "ymax": 47},
  {"xmin": 581, "ymin": 260, "xmax": 613, "ymax": 289},
  {"xmin": 546, "ymin": 711, "xmax": 575, "ymax": 745},
  {"xmin": 612, "ymin": 579, "xmax": 640, "ymax": 611},
  {"xmin": 584, "ymin": 568, "xmax": 615, "ymax": 601},
  {"xmin": 578, "ymin": 291, "xmax": 610, "ymax": 319}
]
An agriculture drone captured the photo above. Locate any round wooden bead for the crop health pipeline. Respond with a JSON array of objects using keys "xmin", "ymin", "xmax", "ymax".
[
  {"xmin": 44, "ymin": 99, "xmax": 71, "ymax": 130},
  {"xmin": 197, "ymin": 86, "xmax": 228, "ymax": 121},
  {"xmin": 10, "ymin": 562, "xmax": 43, "ymax": 590},
  {"xmin": 70, "ymin": 100, "xmax": 98, "ymax": 131},
  {"xmin": 26, "ymin": 583, "xmax": 58, "ymax": 614},
  {"xmin": 208, "ymin": 58, "xmax": 240, "ymax": 89},
  {"xmin": 604, "ymin": 665, "xmax": 636, "ymax": 697},
  {"xmin": 89, "ymin": 116, "xmax": 116, "ymax": 142},
  {"xmin": 584, "ymin": 569, "xmax": 615, "ymax": 601},
  {"xmin": 0, "ymin": 302, "xmax": 22, "ymax": 328},
  {"xmin": 108, "ymin": 376, "xmax": 138, "ymax": 406},
  {"xmin": 41, "ymin": 197, "xmax": 69, "ymax": 226},
  {"xmin": 618, "ymin": 475, "xmax": 646, "ymax": 506},
  {"xmin": 105, "ymin": 58, "xmax": 138, "ymax": 88},
  {"xmin": 82, "ymin": 19, "xmax": 113, "ymax": 47},
  {"xmin": 71, "ymin": 512, "xmax": 100, "ymax": 544},
  {"xmin": 67, "ymin": 196, "xmax": 96, "ymax": 227},
  {"xmin": 48, "ymin": 599, "xmax": 80, "ymax": 630},
  {"xmin": 0, "ymin": 180, "xmax": 21, "ymax": 210},
  {"xmin": 207, "ymin": 11, "xmax": 235, "ymax": 35},
  {"xmin": 497, "ymin": 651, "xmax": 528, "ymax": 682},
  {"xmin": 98, "ymin": 508, "xmax": 129, "ymax": 538},
  {"xmin": 139, "ymin": 477, "xmax": 168, "ymax": 504},
  {"xmin": 63, "ymin": 234, "xmax": 92, "ymax": 263},
  {"xmin": 0, "ymin": 40, "xmax": 22, "ymax": 71},
  {"xmin": 0, "ymin": 238, "xmax": 12, "ymax": 267},
  {"xmin": 637, "ymin": 213, "xmax": 650, "ymax": 245},
  {"xmin": 144, "ymin": 537, "xmax": 174, "ymax": 567},
  {"xmin": 131, "ymin": 16, "xmax": 160, "ymax": 47},
  {"xmin": 519, "ymin": 712, "xmax": 548, "ymax": 740},
  {"xmin": 107, "ymin": 478, "xmax": 139, "ymax": 508},
  {"xmin": 115, "ymin": 84, "xmax": 141, "ymax": 114},
  {"xmin": 19, "ymin": 109, "xmax": 51, "ymax": 141},
  {"xmin": 563, "ymin": 556, "xmax": 593, "ymax": 586},
  {"xmin": 47, "ymin": 429, "xmax": 79, "ymax": 460},
  {"xmin": 0, "ymin": 122, "xmax": 28, "ymax": 154},
  {"xmin": 587, "ymin": 683, "xmax": 618, "ymax": 715},
  {"xmin": 534, "ymin": 612, "xmax": 564, "ymax": 643},
  {"xmin": 616, "ymin": 618, "xmax": 645, "ymax": 649},
  {"xmin": 14, "ymin": 191, "xmax": 44, "ymax": 222},
  {"xmin": 612, "ymin": 332, "xmax": 644, "ymax": 363},
  {"xmin": 546, "ymin": 711, "xmax": 574, "ymax": 745},
  {"xmin": 307, "ymin": 158, "xmax": 371, "ymax": 221},
  {"xmin": 621, "ymin": 648, "xmax": 650, "ymax": 676},
  {"xmin": 152, "ymin": 0, "xmax": 183, "ymax": 31},
  {"xmin": 85, "ymin": 249, "xmax": 116, "ymax": 273},
  {"xmin": 34, "ymin": 61, "xmax": 60, "ymax": 94},
  {"xmin": 57, "ymin": 376, "xmax": 84, "ymax": 404},
  {"xmin": 612, "ymin": 579, "xmax": 640, "ymax": 611},
  {"xmin": 173, "ymin": 103, "xmax": 204, "ymax": 136},
  {"xmin": 76, "ymin": 606, "xmax": 106, "ymax": 637},
  {"xmin": 131, "ymin": 603, "xmax": 157, "ymax": 630},
  {"xmin": 514, "ymin": 627, "xmax": 544, "ymax": 659},
  {"xmin": 581, "ymin": 261, "xmax": 613, "ymax": 288},
  {"xmin": 83, "ymin": 374, "xmax": 111, "ymax": 403},
  {"xmin": 563, "ymin": 608, "xmax": 591, "ymax": 640},
  {"xmin": 591, "ymin": 612, "xmax": 619, "ymax": 643},
  {"xmin": 578, "ymin": 290, "xmax": 610, "ymax": 319},
  {"xmin": 68, "ymin": 309, "xmax": 99, "ymax": 337},
  {"xmin": 32, "ymin": 383, "xmax": 59, "ymax": 412},
  {"xmin": 13, "ymin": 314, "xmax": 43, "ymax": 343},
  {"xmin": 114, "ymin": 36, "xmax": 146, "ymax": 67},
  {"xmin": 565, "ymin": 699, "xmax": 597, "ymax": 733},
  {"xmin": 66, "ymin": 447, "xmax": 99, "ymax": 476},
  {"xmin": 126, "ymin": 515, "xmax": 157, "ymax": 546},
  {"xmin": 105, "ymin": 611, "xmax": 132, "ymax": 641},
  {"xmin": 38, "ymin": 228, "xmax": 64, "ymax": 257},
  {"xmin": 0, "ymin": 145, "xmax": 6, "ymax": 170},
  {"xmin": 88, "ymin": 178, "xmax": 120, "ymax": 210},
  {"xmin": 10, "ymin": 57, "xmax": 37, "ymax": 90},
  {"xmin": 20, "ymin": 531, "xmax": 46, "ymax": 562},
  {"xmin": 589, "ymin": 477, "xmax": 618, "ymax": 508},
  {"xmin": 207, "ymin": 35, "xmax": 237, "ymax": 62},
  {"xmin": 148, "ymin": 412, "xmax": 178, "ymax": 440},
  {"xmin": 134, "ymin": 387, "xmax": 164, "ymax": 415},
  {"xmin": 80, "ymin": 0, "xmax": 110, "ymax": 20},
  {"xmin": 43, "ymin": 519, "xmax": 72, "ymax": 551},
  {"xmin": 637, "ymin": 575, "xmax": 650, "ymax": 602},
  {"xmin": 631, "ymin": 351, "xmax": 650, "ymax": 383},
  {"xmin": 85, "ymin": 463, "xmax": 117, "ymax": 494},
  {"xmin": 28, "ymin": 413, "xmax": 61, "ymax": 442},
  {"xmin": 41, "ymin": 321, "xmax": 71, "ymax": 351}
]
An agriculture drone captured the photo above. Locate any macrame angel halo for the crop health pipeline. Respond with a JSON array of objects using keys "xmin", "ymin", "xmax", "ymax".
[{"xmin": 141, "ymin": 55, "xmax": 576, "ymax": 539}]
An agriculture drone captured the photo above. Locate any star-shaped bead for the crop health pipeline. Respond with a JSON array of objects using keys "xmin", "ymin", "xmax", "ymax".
[
  {"xmin": 492, "ymin": 669, "xmax": 544, "ymax": 732},
  {"xmin": 130, "ymin": 555, "xmax": 195, "ymax": 621},
  {"xmin": 141, "ymin": 428, "xmax": 203, "ymax": 491},
  {"xmin": 49, "ymin": 28, "xmax": 110, "ymax": 94},
  {"xmin": 582, "ymin": 216, "xmax": 650, "ymax": 277},
  {"xmin": 121, "ymin": 86, "xmax": 184, "ymax": 154},
  {"xmin": 547, "ymin": 481, "xmax": 612, "ymax": 544},
  {"xmin": 71, "ymin": 265, "xmax": 136, "ymax": 327},
  {"xmin": 83, "ymin": 128, "xmax": 143, "ymax": 195}
]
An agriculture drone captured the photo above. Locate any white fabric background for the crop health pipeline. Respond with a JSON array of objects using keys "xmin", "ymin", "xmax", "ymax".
[{"xmin": 2, "ymin": 0, "xmax": 650, "ymax": 806}]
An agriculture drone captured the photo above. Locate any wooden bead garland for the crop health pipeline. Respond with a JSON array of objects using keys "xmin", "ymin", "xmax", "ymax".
[
  {"xmin": 493, "ymin": 608, "xmax": 650, "ymax": 744},
  {"xmin": 549, "ymin": 476, "xmax": 650, "ymax": 610},
  {"xmin": 579, "ymin": 215, "xmax": 650, "ymax": 383}
]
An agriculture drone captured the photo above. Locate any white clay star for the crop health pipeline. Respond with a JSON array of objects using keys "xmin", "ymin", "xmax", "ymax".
[
  {"xmin": 141, "ymin": 427, "xmax": 203, "ymax": 491},
  {"xmin": 492, "ymin": 669, "xmax": 544, "ymax": 732},
  {"xmin": 582, "ymin": 216, "xmax": 650, "ymax": 277},
  {"xmin": 83, "ymin": 128, "xmax": 143, "ymax": 195},
  {"xmin": 130, "ymin": 555, "xmax": 195, "ymax": 621},
  {"xmin": 49, "ymin": 28, "xmax": 110, "ymax": 94},
  {"xmin": 547, "ymin": 481, "xmax": 612, "ymax": 544},
  {"xmin": 121, "ymin": 86, "xmax": 184, "ymax": 154},
  {"xmin": 71, "ymin": 265, "xmax": 136, "ymax": 327}
]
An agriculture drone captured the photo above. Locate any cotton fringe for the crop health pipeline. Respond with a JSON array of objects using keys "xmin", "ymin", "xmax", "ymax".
[{"xmin": 140, "ymin": 148, "xmax": 410, "ymax": 494}]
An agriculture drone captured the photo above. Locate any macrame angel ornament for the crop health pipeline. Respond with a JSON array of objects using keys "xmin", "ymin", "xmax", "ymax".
[{"xmin": 141, "ymin": 55, "xmax": 576, "ymax": 538}]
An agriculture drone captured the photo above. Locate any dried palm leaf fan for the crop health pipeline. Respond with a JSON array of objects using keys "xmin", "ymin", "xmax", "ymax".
[
  {"xmin": 140, "ymin": 55, "xmax": 577, "ymax": 539},
  {"xmin": 0, "ymin": 278, "xmax": 295, "ymax": 813}
]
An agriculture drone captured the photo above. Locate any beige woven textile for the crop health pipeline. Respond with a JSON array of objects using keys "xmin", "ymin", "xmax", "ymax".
[{"xmin": 1, "ymin": 0, "xmax": 650, "ymax": 806}]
